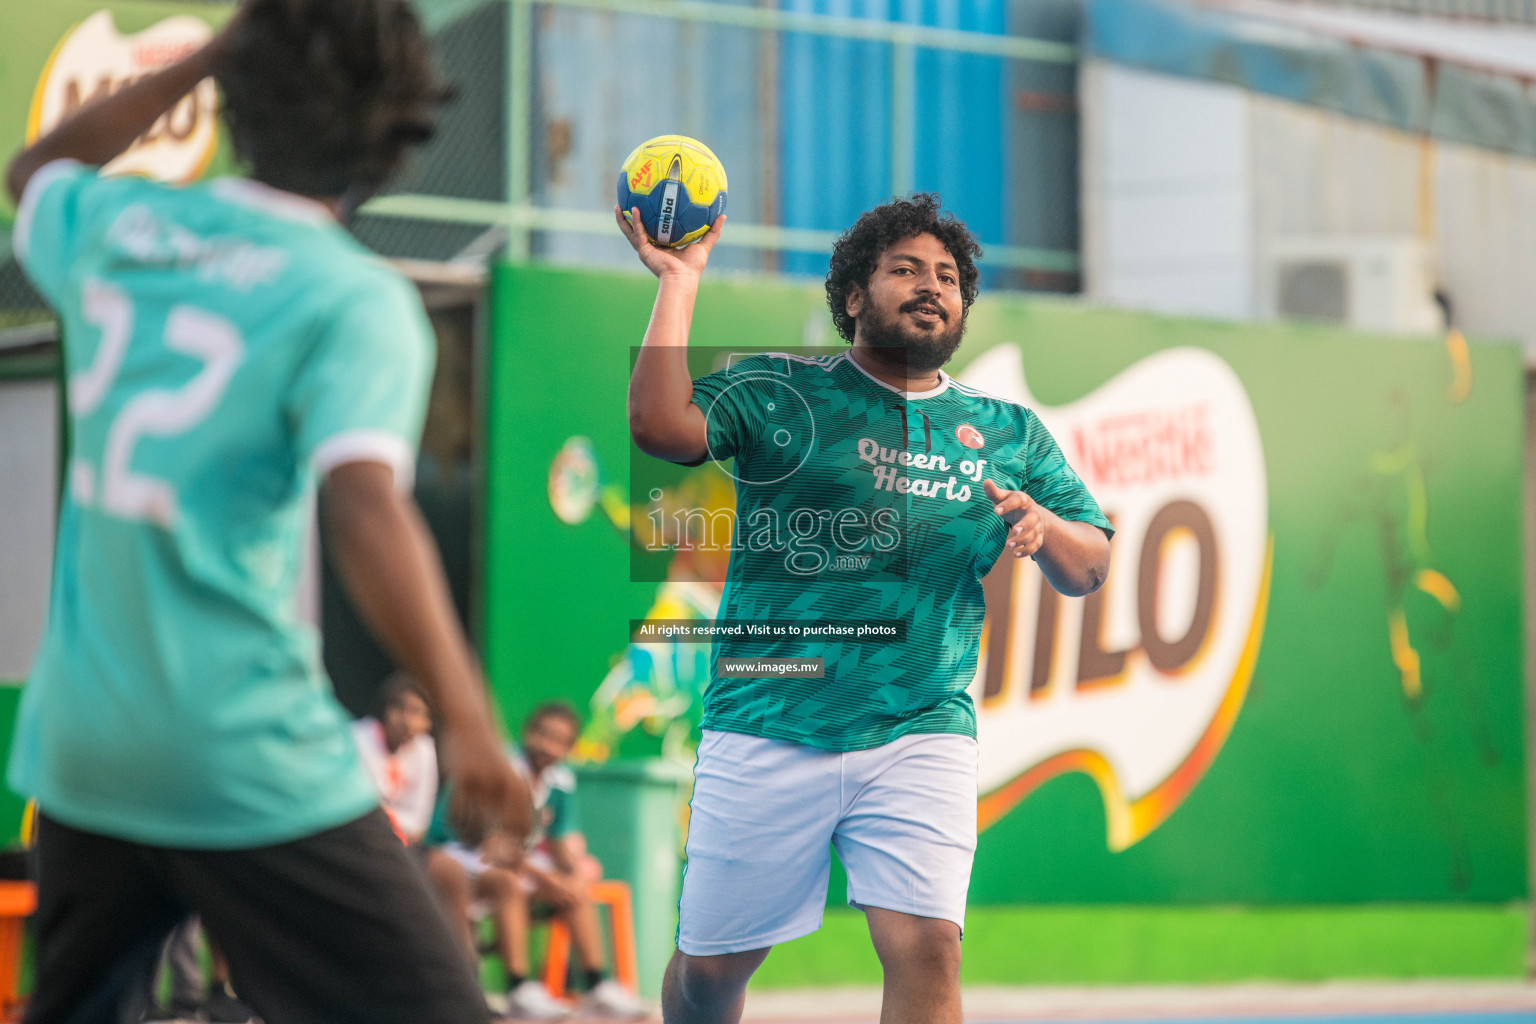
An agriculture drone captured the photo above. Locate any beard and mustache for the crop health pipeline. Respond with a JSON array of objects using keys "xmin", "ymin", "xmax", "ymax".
[{"xmin": 856, "ymin": 296, "xmax": 966, "ymax": 374}]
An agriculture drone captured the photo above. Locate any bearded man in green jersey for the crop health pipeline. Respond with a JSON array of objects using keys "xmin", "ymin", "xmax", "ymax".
[{"xmin": 618, "ymin": 193, "xmax": 1112, "ymax": 1024}]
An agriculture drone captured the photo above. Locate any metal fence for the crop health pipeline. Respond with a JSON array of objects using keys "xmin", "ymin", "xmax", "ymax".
[
  {"xmin": 0, "ymin": 0, "xmax": 1090, "ymax": 336},
  {"xmin": 358, "ymin": 0, "xmax": 1087, "ymax": 289},
  {"xmin": 0, "ymin": 259, "xmax": 47, "ymax": 340}
]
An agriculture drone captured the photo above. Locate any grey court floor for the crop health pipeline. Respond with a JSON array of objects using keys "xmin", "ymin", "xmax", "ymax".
[
  {"xmin": 710, "ymin": 981, "xmax": 1536, "ymax": 1024},
  {"xmin": 150, "ymin": 981, "xmax": 1535, "ymax": 1022}
]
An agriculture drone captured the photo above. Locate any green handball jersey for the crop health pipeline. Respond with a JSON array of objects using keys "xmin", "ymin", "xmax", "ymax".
[
  {"xmin": 9, "ymin": 161, "xmax": 434, "ymax": 847},
  {"xmin": 688, "ymin": 350, "xmax": 1112, "ymax": 751}
]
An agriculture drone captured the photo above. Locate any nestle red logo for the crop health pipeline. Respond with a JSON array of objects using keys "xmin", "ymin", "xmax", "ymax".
[{"xmin": 1070, "ymin": 405, "xmax": 1214, "ymax": 488}]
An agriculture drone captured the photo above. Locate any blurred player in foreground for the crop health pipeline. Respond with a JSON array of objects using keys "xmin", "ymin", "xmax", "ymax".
[
  {"xmin": 619, "ymin": 194, "xmax": 1113, "ymax": 1024},
  {"xmin": 5, "ymin": 1, "xmax": 530, "ymax": 1020}
]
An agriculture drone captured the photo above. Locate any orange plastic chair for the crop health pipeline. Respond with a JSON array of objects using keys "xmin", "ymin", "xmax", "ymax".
[
  {"xmin": 0, "ymin": 881, "xmax": 36, "ymax": 1022},
  {"xmin": 541, "ymin": 879, "xmax": 638, "ymax": 1001}
]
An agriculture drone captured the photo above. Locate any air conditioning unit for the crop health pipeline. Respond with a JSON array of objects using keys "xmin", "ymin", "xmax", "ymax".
[{"xmin": 1262, "ymin": 236, "xmax": 1443, "ymax": 335}]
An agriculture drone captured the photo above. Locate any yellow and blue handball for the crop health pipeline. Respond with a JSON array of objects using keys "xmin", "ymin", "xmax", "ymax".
[{"xmin": 618, "ymin": 135, "xmax": 727, "ymax": 248}]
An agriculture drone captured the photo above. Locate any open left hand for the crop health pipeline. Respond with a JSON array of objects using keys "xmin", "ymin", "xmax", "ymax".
[{"xmin": 984, "ymin": 478, "xmax": 1045, "ymax": 558}]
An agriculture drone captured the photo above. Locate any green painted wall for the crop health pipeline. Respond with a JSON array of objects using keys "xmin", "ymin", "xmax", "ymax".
[
  {"xmin": 486, "ymin": 264, "xmax": 1527, "ymax": 905},
  {"xmin": 0, "ymin": 687, "xmax": 27, "ymax": 844},
  {"xmin": 962, "ymin": 301, "xmax": 1527, "ymax": 904}
]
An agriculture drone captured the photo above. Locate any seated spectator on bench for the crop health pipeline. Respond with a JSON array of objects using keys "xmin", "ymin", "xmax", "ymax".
[
  {"xmin": 353, "ymin": 675, "xmax": 438, "ymax": 844},
  {"xmin": 425, "ymin": 702, "xmax": 641, "ymax": 1020}
]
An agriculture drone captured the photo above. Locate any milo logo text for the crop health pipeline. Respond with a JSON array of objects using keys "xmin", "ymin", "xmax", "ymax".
[
  {"xmin": 960, "ymin": 346, "xmax": 1271, "ymax": 850},
  {"xmin": 28, "ymin": 12, "xmax": 218, "ymax": 184}
]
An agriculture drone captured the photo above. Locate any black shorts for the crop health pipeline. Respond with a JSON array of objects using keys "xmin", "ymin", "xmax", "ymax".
[{"xmin": 26, "ymin": 808, "xmax": 489, "ymax": 1024}]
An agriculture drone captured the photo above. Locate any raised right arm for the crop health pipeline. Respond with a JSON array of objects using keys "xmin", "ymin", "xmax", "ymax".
[{"xmin": 616, "ymin": 205, "xmax": 723, "ymax": 464}]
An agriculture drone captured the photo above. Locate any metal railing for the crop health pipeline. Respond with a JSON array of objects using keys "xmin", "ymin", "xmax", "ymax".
[{"xmin": 364, "ymin": 0, "xmax": 1082, "ymax": 273}]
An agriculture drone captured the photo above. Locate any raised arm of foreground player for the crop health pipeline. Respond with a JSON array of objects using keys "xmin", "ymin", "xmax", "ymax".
[
  {"xmin": 297, "ymin": 273, "xmax": 531, "ymax": 850},
  {"xmin": 4, "ymin": 21, "xmax": 230, "ymax": 202},
  {"xmin": 616, "ymin": 204, "xmax": 725, "ymax": 463}
]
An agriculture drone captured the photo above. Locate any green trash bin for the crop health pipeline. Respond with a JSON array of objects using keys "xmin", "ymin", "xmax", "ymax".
[{"xmin": 573, "ymin": 758, "xmax": 694, "ymax": 998}]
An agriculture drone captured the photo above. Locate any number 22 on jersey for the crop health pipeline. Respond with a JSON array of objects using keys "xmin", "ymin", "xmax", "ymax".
[{"xmin": 70, "ymin": 276, "xmax": 244, "ymax": 528}]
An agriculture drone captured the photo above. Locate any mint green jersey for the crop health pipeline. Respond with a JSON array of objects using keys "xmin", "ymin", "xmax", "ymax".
[
  {"xmin": 687, "ymin": 350, "xmax": 1112, "ymax": 751},
  {"xmin": 9, "ymin": 162, "xmax": 433, "ymax": 847}
]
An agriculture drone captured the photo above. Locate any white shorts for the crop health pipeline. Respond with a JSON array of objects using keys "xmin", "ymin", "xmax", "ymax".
[{"xmin": 676, "ymin": 729, "xmax": 978, "ymax": 956}]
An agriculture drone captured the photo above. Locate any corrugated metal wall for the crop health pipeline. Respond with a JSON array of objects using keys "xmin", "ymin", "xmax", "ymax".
[
  {"xmin": 532, "ymin": 1, "xmax": 771, "ymax": 273},
  {"xmin": 777, "ymin": 1, "xmax": 1008, "ymax": 277},
  {"xmin": 473, "ymin": 0, "xmax": 1083, "ymax": 288},
  {"xmin": 1435, "ymin": 140, "xmax": 1536, "ymax": 353}
]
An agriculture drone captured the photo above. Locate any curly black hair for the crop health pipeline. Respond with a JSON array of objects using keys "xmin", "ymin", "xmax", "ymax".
[
  {"xmin": 214, "ymin": 0, "xmax": 452, "ymax": 198},
  {"xmin": 825, "ymin": 193, "xmax": 982, "ymax": 344}
]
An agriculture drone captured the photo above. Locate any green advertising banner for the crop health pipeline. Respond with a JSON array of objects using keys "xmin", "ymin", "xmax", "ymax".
[{"xmin": 486, "ymin": 263, "xmax": 1526, "ymax": 905}]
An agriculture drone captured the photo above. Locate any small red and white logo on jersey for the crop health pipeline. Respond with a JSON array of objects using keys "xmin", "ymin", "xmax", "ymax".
[{"xmin": 956, "ymin": 423, "xmax": 985, "ymax": 449}]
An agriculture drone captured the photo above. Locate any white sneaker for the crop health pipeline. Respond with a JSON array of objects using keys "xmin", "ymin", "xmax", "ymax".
[
  {"xmin": 505, "ymin": 979, "xmax": 571, "ymax": 1020},
  {"xmin": 579, "ymin": 978, "xmax": 645, "ymax": 1019}
]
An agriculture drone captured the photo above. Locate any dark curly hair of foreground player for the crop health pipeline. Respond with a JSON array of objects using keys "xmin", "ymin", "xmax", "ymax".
[
  {"xmin": 214, "ymin": 0, "xmax": 453, "ymax": 200},
  {"xmin": 825, "ymin": 193, "xmax": 983, "ymax": 344}
]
